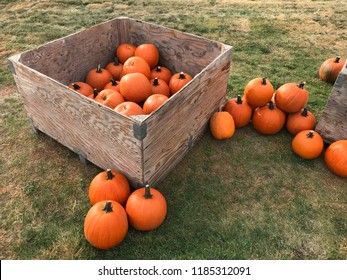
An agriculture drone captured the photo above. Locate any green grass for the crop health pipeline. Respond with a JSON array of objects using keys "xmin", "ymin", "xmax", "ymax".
[{"xmin": 0, "ymin": 0, "xmax": 346, "ymax": 260}]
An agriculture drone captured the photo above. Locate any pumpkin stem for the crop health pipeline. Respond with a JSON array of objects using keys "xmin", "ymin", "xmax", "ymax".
[
  {"xmin": 102, "ymin": 201, "xmax": 113, "ymax": 213},
  {"xmin": 144, "ymin": 185, "xmax": 153, "ymax": 199},
  {"xmin": 261, "ymin": 77, "xmax": 267, "ymax": 85},
  {"xmin": 301, "ymin": 107, "xmax": 308, "ymax": 117},
  {"xmin": 96, "ymin": 64, "xmax": 102, "ymax": 73},
  {"xmin": 106, "ymin": 169, "xmax": 114, "ymax": 180},
  {"xmin": 72, "ymin": 83, "xmax": 81, "ymax": 90},
  {"xmin": 156, "ymin": 66, "xmax": 162, "ymax": 73},
  {"xmin": 298, "ymin": 81, "xmax": 306, "ymax": 89},
  {"xmin": 179, "ymin": 72, "xmax": 186, "ymax": 80},
  {"xmin": 268, "ymin": 101, "xmax": 275, "ymax": 110},
  {"xmin": 92, "ymin": 88, "xmax": 98, "ymax": 99},
  {"xmin": 110, "ymin": 78, "xmax": 118, "ymax": 86},
  {"xmin": 113, "ymin": 57, "xmax": 120, "ymax": 66},
  {"xmin": 153, "ymin": 77, "xmax": 160, "ymax": 86},
  {"xmin": 236, "ymin": 95, "xmax": 243, "ymax": 104},
  {"xmin": 334, "ymin": 56, "xmax": 341, "ymax": 63},
  {"xmin": 306, "ymin": 130, "xmax": 315, "ymax": 138}
]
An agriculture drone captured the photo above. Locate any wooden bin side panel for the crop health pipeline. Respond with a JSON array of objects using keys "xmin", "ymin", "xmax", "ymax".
[
  {"xmin": 143, "ymin": 47, "xmax": 232, "ymax": 186},
  {"xmin": 9, "ymin": 58, "xmax": 144, "ymax": 186},
  {"xmin": 127, "ymin": 19, "xmax": 223, "ymax": 77},
  {"xmin": 316, "ymin": 62, "xmax": 347, "ymax": 143},
  {"xmin": 17, "ymin": 17, "xmax": 131, "ymax": 86}
]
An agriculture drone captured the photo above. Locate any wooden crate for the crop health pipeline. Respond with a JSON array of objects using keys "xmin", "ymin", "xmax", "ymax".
[
  {"xmin": 8, "ymin": 17, "xmax": 232, "ymax": 187},
  {"xmin": 316, "ymin": 60, "xmax": 347, "ymax": 143}
]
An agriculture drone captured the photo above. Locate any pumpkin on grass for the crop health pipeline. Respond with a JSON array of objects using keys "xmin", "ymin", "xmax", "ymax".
[
  {"xmin": 68, "ymin": 82, "xmax": 93, "ymax": 97},
  {"xmin": 126, "ymin": 185, "xmax": 167, "ymax": 231},
  {"xmin": 275, "ymin": 81, "xmax": 309, "ymax": 113},
  {"xmin": 169, "ymin": 72, "xmax": 193, "ymax": 95},
  {"xmin": 286, "ymin": 107, "xmax": 316, "ymax": 135},
  {"xmin": 115, "ymin": 101, "xmax": 144, "ymax": 116},
  {"xmin": 243, "ymin": 77, "xmax": 274, "ymax": 107},
  {"xmin": 84, "ymin": 200, "xmax": 128, "ymax": 250},
  {"xmin": 86, "ymin": 64, "xmax": 113, "ymax": 91},
  {"xmin": 292, "ymin": 130, "xmax": 324, "ymax": 159},
  {"xmin": 143, "ymin": 94, "xmax": 169, "ymax": 114},
  {"xmin": 223, "ymin": 95, "xmax": 252, "ymax": 128},
  {"xmin": 252, "ymin": 101, "xmax": 285, "ymax": 135},
  {"xmin": 150, "ymin": 66, "xmax": 173, "ymax": 84},
  {"xmin": 324, "ymin": 140, "xmax": 347, "ymax": 177},
  {"xmin": 134, "ymin": 43, "xmax": 159, "ymax": 69},
  {"xmin": 210, "ymin": 111, "xmax": 235, "ymax": 140},
  {"xmin": 319, "ymin": 56, "xmax": 345, "ymax": 84},
  {"xmin": 116, "ymin": 43, "xmax": 136, "ymax": 64},
  {"xmin": 96, "ymin": 89, "xmax": 125, "ymax": 109}
]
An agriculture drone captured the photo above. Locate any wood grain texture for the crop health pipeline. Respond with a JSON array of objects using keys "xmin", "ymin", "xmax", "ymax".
[{"xmin": 316, "ymin": 61, "xmax": 347, "ymax": 143}]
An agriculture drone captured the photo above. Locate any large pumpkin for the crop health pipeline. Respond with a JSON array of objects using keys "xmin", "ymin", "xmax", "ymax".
[
  {"xmin": 125, "ymin": 185, "xmax": 167, "ymax": 231},
  {"xmin": 84, "ymin": 200, "xmax": 128, "ymax": 250},
  {"xmin": 319, "ymin": 56, "xmax": 345, "ymax": 84},
  {"xmin": 119, "ymin": 73, "xmax": 152, "ymax": 103},
  {"xmin": 210, "ymin": 111, "xmax": 235, "ymax": 140},
  {"xmin": 275, "ymin": 82, "xmax": 309, "ymax": 113},
  {"xmin": 134, "ymin": 43, "xmax": 159, "ymax": 69},
  {"xmin": 121, "ymin": 56, "xmax": 151, "ymax": 79},
  {"xmin": 88, "ymin": 169, "xmax": 130, "ymax": 206},
  {"xmin": 292, "ymin": 130, "xmax": 324, "ymax": 159},
  {"xmin": 243, "ymin": 77, "xmax": 274, "ymax": 107},
  {"xmin": 324, "ymin": 140, "xmax": 347, "ymax": 177},
  {"xmin": 86, "ymin": 64, "xmax": 113, "ymax": 91},
  {"xmin": 223, "ymin": 95, "xmax": 252, "ymax": 128},
  {"xmin": 286, "ymin": 107, "xmax": 316, "ymax": 135},
  {"xmin": 252, "ymin": 101, "xmax": 286, "ymax": 135}
]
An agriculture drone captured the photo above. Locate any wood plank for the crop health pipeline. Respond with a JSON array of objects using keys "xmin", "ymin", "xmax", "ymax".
[
  {"xmin": 9, "ymin": 57, "xmax": 144, "ymax": 186},
  {"xmin": 316, "ymin": 61, "xmax": 347, "ymax": 143}
]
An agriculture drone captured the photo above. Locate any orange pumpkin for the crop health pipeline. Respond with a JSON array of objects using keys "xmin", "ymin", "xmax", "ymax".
[
  {"xmin": 88, "ymin": 88, "xmax": 99, "ymax": 100},
  {"xmin": 96, "ymin": 89, "xmax": 125, "ymax": 109},
  {"xmin": 68, "ymin": 82, "xmax": 93, "ymax": 97},
  {"xmin": 210, "ymin": 111, "xmax": 235, "ymax": 140},
  {"xmin": 292, "ymin": 130, "xmax": 324, "ymax": 159},
  {"xmin": 169, "ymin": 72, "xmax": 193, "ymax": 95},
  {"xmin": 86, "ymin": 64, "xmax": 113, "ymax": 91},
  {"xmin": 149, "ymin": 78, "xmax": 170, "ymax": 97},
  {"xmin": 252, "ymin": 101, "xmax": 286, "ymax": 135},
  {"xmin": 84, "ymin": 200, "xmax": 128, "ymax": 250},
  {"xmin": 106, "ymin": 57, "xmax": 123, "ymax": 81},
  {"xmin": 104, "ymin": 78, "xmax": 120, "ymax": 92},
  {"xmin": 121, "ymin": 56, "xmax": 151, "ymax": 79},
  {"xmin": 150, "ymin": 66, "xmax": 173, "ymax": 84},
  {"xmin": 115, "ymin": 101, "xmax": 144, "ymax": 116},
  {"xmin": 143, "ymin": 94, "xmax": 169, "ymax": 114},
  {"xmin": 286, "ymin": 107, "xmax": 316, "ymax": 135},
  {"xmin": 125, "ymin": 185, "xmax": 167, "ymax": 231},
  {"xmin": 275, "ymin": 82, "xmax": 309, "ymax": 113},
  {"xmin": 134, "ymin": 43, "xmax": 159, "ymax": 69},
  {"xmin": 88, "ymin": 169, "xmax": 131, "ymax": 206},
  {"xmin": 243, "ymin": 77, "xmax": 274, "ymax": 107},
  {"xmin": 223, "ymin": 95, "xmax": 252, "ymax": 128},
  {"xmin": 116, "ymin": 43, "xmax": 136, "ymax": 64},
  {"xmin": 324, "ymin": 140, "xmax": 347, "ymax": 177},
  {"xmin": 119, "ymin": 73, "xmax": 152, "ymax": 103},
  {"xmin": 319, "ymin": 56, "xmax": 345, "ymax": 84}
]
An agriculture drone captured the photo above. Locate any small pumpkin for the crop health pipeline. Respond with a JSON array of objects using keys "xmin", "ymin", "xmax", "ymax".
[
  {"xmin": 210, "ymin": 111, "xmax": 235, "ymax": 140},
  {"xmin": 286, "ymin": 107, "xmax": 316, "ymax": 135},
  {"xmin": 252, "ymin": 101, "xmax": 286, "ymax": 135},
  {"xmin": 125, "ymin": 185, "xmax": 167, "ymax": 231},
  {"xmin": 119, "ymin": 73, "xmax": 152, "ymax": 103},
  {"xmin": 115, "ymin": 101, "xmax": 144, "ymax": 116},
  {"xmin": 96, "ymin": 89, "xmax": 125, "ymax": 109},
  {"xmin": 121, "ymin": 56, "xmax": 151, "ymax": 79},
  {"xmin": 88, "ymin": 88, "xmax": 99, "ymax": 100},
  {"xmin": 68, "ymin": 82, "xmax": 93, "ymax": 97},
  {"xmin": 134, "ymin": 43, "xmax": 160, "ymax": 69},
  {"xmin": 169, "ymin": 72, "xmax": 193, "ymax": 95},
  {"xmin": 275, "ymin": 81, "xmax": 309, "ymax": 113},
  {"xmin": 116, "ymin": 43, "xmax": 136, "ymax": 64},
  {"xmin": 104, "ymin": 78, "xmax": 120, "ymax": 92},
  {"xmin": 143, "ymin": 94, "xmax": 169, "ymax": 114},
  {"xmin": 319, "ymin": 56, "xmax": 345, "ymax": 84},
  {"xmin": 106, "ymin": 57, "xmax": 123, "ymax": 81},
  {"xmin": 223, "ymin": 95, "xmax": 252, "ymax": 128},
  {"xmin": 86, "ymin": 64, "xmax": 113, "ymax": 91},
  {"xmin": 324, "ymin": 140, "xmax": 347, "ymax": 177},
  {"xmin": 292, "ymin": 130, "xmax": 324, "ymax": 159},
  {"xmin": 88, "ymin": 169, "xmax": 130, "ymax": 206},
  {"xmin": 149, "ymin": 77, "xmax": 170, "ymax": 97},
  {"xmin": 243, "ymin": 77, "xmax": 274, "ymax": 107},
  {"xmin": 150, "ymin": 66, "xmax": 173, "ymax": 84},
  {"xmin": 84, "ymin": 200, "xmax": 128, "ymax": 250}
]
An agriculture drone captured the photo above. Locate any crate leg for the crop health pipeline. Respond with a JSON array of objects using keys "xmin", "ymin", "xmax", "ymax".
[
  {"xmin": 73, "ymin": 149, "xmax": 88, "ymax": 165},
  {"xmin": 28, "ymin": 117, "xmax": 39, "ymax": 134}
]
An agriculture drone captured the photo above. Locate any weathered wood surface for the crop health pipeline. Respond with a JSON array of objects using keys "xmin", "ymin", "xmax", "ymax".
[
  {"xmin": 316, "ymin": 61, "xmax": 347, "ymax": 143},
  {"xmin": 9, "ymin": 54, "xmax": 144, "ymax": 186},
  {"xmin": 143, "ymin": 46, "xmax": 232, "ymax": 186}
]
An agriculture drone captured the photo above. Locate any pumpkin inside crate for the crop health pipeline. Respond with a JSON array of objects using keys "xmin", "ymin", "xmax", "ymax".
[{"xmin": 8, "ymin": 17, "xmax": 233, "ymax": 187}]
